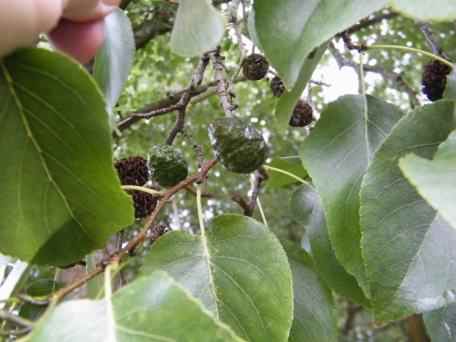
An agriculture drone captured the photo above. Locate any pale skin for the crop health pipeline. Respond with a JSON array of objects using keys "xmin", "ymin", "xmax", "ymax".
[{"xmin": 0, "ymin": 0, "xmax": 121, "ymax": 64}]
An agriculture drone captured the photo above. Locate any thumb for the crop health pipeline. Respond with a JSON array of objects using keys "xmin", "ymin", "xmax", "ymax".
[
  {"xmin": 0, "ymin": 0, "xmax": 64, "ymax": 57},
  {"xmin": 48, "ymin": 19, "xmax": 106, "ymax": 64},
  {"xmin": 63, "ymin": 0, "xmax": 120, "ymax": 21}
]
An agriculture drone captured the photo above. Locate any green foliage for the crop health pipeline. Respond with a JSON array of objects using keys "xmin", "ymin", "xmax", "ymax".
[
  {"xmin": 253, "ymin": 0, "xmax": 387, "ymax": 87},
  {"xmin": 266, "ymin": 158, "xmax": 307, "ymax": 189},
  {"xmin": 275, "ymin": 44, "xmax": 327, "ymax": 131},
  {"xmin": 445, "ymin": 70, "xmax": 456, "ymax": 99},
  {"xmin": 424, "ymin": 303, "xmax": 456, "ymax": 341},
  {"xmin": 283, "ymin": 241, "xmax": 338, "ymax": 342},
  {"xmin": 27, "ymin": 272, "xmax": 244, "ymax": 342},
  {"xmin": 400, "ymin": 131, "xmax": 456, "ymax": 233},
  {"xmin": 301, "ymin": 95, "xmax": 404, "ymax": 293},
  {"xmin": 361, "ymin": 101, "xmax": 456, "ymax": 320},
  {"xmin": 391, "ymin": 0, "xmax": 456, "ymax": 21},
  {"xmin": 1, "ymin": 1, "xmax": 456, "ymax": 340},
  {"xmin": 291, "ymin": 185, "xmax": 369, "ymax": 307}
]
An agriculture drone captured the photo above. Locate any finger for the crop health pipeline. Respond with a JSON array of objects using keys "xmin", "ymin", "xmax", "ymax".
[
  {"xmin": 63, "ymin": 0, "xmax": 120, "ymax": 21},
  {"xmin": 48, "ymin": 19, "xmax": 105, "ymax": 64},
  {"xmin": 0, "ymin": 0, "xmax": 64, "ymax": 57}
]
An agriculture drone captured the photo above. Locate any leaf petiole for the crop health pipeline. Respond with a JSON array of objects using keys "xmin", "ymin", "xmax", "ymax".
[
  {"xmin": 263, "ymin": 165, "xmax": 309, "ymax": 185},
  {"xmin": 368, "ymin": 44, "xmax": 454, "ymax": 68},
  {"xmin": 121, "ymin": 185, "xmax": 164, "ymax": 197}
]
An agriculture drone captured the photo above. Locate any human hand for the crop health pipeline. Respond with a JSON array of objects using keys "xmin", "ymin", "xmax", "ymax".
[{"xmin": 0, "ymin": 0, "xmax": 120, "ymax": 64}]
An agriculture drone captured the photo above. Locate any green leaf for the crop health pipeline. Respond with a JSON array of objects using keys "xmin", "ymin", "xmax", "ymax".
[
  {"xmin": 275, "ymin": 44, "xmax": 327, "ymax": 130},
  {"xmin": 360, "ymin": 101, "xmax": 456, "ymax": 321},
  {"xmin": 0, "ymin": 48, "xmax": 134, "ymax": 266},
  {"xmin": 444, "ymin": 70, "xmax": 456, "ymax": 100},
  {"xmin": 253, "ymin": 0, "xmax": 387, "ymax": 87},
  {"xmin": 300, "ymin": 95, "xmax": 404, "ymax": 293},
  {"xmin": 291, "ymin": 185, "xmax": 370, "ymax": 307},
  {"xmin": 94, "ymin": 8, "xmax": 135, "ymax": 112},
  {"xmin": 266, "ymin": 157, "xmax": 307, "ymax": 188},
  {"xmin": 424, "ymin": 303, "xmax": 456, "ymax": 342},
  {"xmin": 170, "ymin": 0, "xmax": 225, "ymax": 57},
  {"xmin": 142, "ymin": 214, "xmax": 293, "ymax": 342},
  {"xmin": 400, "ymin": 131, "xmax": 456, "ymax": 231},
  {"xmin": 27, "ymin": 272, "xmax": 244, "ymax": 342},
  {"xmin": 391, "ymin": 0, "xmax": 456, "ymax": 21},
  {"xmin": 282, "ymin": 241, "xmax": 338, "ymax": 342}
]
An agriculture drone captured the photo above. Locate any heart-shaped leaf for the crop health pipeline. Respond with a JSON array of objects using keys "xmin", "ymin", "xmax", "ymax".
[
  {"xmin": 400, "ymin": 131, "xmax": 456, "ymax": 231},
  {"xmin": 300, "ymin": 95, "xmax": 404, "ymax": 293},
  {"xmin": 282, "ymin": 241, "xmax": 338, "ymax": 342},
  {"xmin": 253, "ymin": 0, "xmax": 387, "ymax": 87},
  {"xmin": 94, "ymin": 8, "xmax": 135, "ymax": 112},
  {"xmin": 361, "ymin": 101, "xmax": 456, "ymax": 320},
  {"xmin": 0, "ymin": 48, "xmax": 134, "ymax": 266},
  {"xmin": 291, "ymin": 185, "xmax": 369, "ymax": 307},
  {"xmin": 142, "ymin": 214, "xmax": 293, "ymax": 342},
  {"xmin": 171, "ymin": 0, "xmax": 225, "ymax": 57},
  {"xmin": 391, "ymin": 0, "xmax": 456, "ymax": 21},
  {"xmin": 27, "ymin": 271, "xmax": 244, "ymax": 341}
]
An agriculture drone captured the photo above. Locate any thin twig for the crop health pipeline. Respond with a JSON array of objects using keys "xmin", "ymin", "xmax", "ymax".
[
  {"xmin": 419, "ymin": 22, "xmax": 449, "ymax": 59},
  {"xmin": 341, "ymin": 11, "xmax": 399, "ymax": 36},
  {"xmin": 0, "ymin": 327, "xmax": 31, "ymax": 337},
  {"xmin": 0, "ymin": 310, "xmax": 33, "ymax": 329},
  {"xmin": 342, "ymin": 303, "xmax": 362, "ymax": 335},
  {"xmin": 246, "ymin": 168, "xmax": 268, "ymax": 216},
  {"xmin": 52, "ymin": 160, "xmax": 218, "ymax": 302},
  {"xmin": 166, "ymin": 54, "xmax": 210, "ymax": 145},
  {"xmin": 210, "ymin": 48, "xmax": 237, "ymax": 117},
  {"xmin": 329, "ymin": 42, "xmax": 420, "ymax": 108},
  {"xmin": 16, "ymin": 294, "xmax": 49, "ymax": 306}
]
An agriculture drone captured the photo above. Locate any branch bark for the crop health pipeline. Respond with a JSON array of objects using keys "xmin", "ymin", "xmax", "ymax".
[
  {"xmin": 166, "ymin": 54, "xmax": 210, "ymax": 145},
  {"xmin": 52, "ymin": 160, "xmax": 218, "ymax": 302},
  {"xmin": 210, "ymin": 48, "xmax": 237, "ymax": 117},
  {"xmin": 406, "ymin": 315, "xmax": 430, "ymax": 342}
]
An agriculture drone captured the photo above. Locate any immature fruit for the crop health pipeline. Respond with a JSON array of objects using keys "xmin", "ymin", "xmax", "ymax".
[
  {"xmin": 242, "ymin": 54, "xmax": 269, "ymax": 81},
  {"xmin": 209, "ymin": 117, "xmax": 269, "ymax": 174},
  {"xmin": 270, "ymin": 76, "xmax": 286, "ymax": 97},
  {"xmin": 422, "ymin": 60, "xmax": 452, "ymax": 101},
  {"xmin": 115, "ymin": 156, "xmax": 149, "ymax": 186},
  {"xmin": 131, "ymin": 191, "xmax": 157, "ymax": 219},
  {"xmin": 289, "ymin": 100, "xmax": 314, "ymax": 127},
  {"xmin": 149, "ymin": 145, "xmax": 188, "ymax": 187}
]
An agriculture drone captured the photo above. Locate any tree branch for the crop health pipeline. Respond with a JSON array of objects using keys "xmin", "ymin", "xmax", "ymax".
[
  {"xmin": 52, "ymin": 160, "xmax": 218, "ymax": 302},
  {"xmin": 246, "ymin": 168, "xmax": 268, "ymax": 216},
  {"xmin": 166, "ymin": 54, "xmax": 210, "ymax": 145},
  {"xmin": 0, "ymin": 310, "xmax": 33, "ymax": 330},
  {"xmin": 329, "ymin": 42, "xmax": 420, "ymax": 108},
  {"xmin": 341, "ymin": 11, "xmax": 399, "ymax": 36},
  {"xmin": 134, "ymin": 13, "xmax": 174, "ymax": 50},
  {"xmin": 120, "ymin": 0, "xmax": 134, "ymax": 9},
  {"xmin": 419, "ymin": 22, "xmax": 450, "ymax": 59},
  {"xmin": 210, "ymin": 48, "xmax": 237, "ymax": 117}
]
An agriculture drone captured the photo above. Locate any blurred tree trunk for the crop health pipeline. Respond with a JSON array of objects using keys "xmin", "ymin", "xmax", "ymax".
[{"xmin": 406, "ymin": 315, "xmax": 430, "ymax": 342}]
